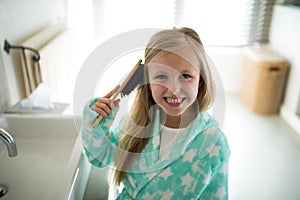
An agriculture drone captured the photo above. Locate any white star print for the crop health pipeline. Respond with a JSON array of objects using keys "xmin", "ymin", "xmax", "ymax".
[
  {"xmin": 160, "ymin": 189, "xmax": 174, "ymax": 200},
  {"xmin": 214, "ymin": 187, "xmax": 226, "ymax": 199},
  {"xmin": 202, "ymin": 112, "xmax": 210, "ymax": 121},
  {"xmin": 159, "ymin": 168, "xmax": 173, "ymax": 181},
  {"xmin": 182, "ymin": 149, "xmax": 197, "ymax": 163},
  {"xmin": 202, "ymin": 173, "xmax": 211, "ymax": 184},
  {"xmin": 181, "ymin": 172, "xmax": 193, "ymax": 188},
  {"xmin": 191, "ymin": 159, "xmax": 200, "ymax": 173},
  {"xmin": 143, "ymin": 192, "xmax": 156, "ymax": 199},
  {"xmin": 84, "ymin": 131, "xmax": 93, "ymax": 140},
  {"xmin": 93, "ymin": 138, "xmax": 104, "ymax": 147},
  {"xmin": 206, "ymin": 144, "xmax": 221, "ymax": 158},
  {"xmin": 220, "ymin": 162, "xmax": 228, "ymax": 176},
  {"xmin": 181, "ymin": 172, "xmax": 194, "ymax": 195},
  {"xmin": 203, "ymin": 127, "xmax": 216, "ymax": 135},
  {"xmin": 127, "ymin": 175, "xmax": 136, "ymax": 187},
  {"xmin": 103, "ymin": 118, "xmax": 113, "ymax": 128}
]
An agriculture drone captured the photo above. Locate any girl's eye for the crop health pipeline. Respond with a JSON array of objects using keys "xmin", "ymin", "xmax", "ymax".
[
  {"xmin": 154, "ymin": 74, "xmax": 168, "ymax": 80},
  {"xmin": 180, "ymin": 74, "xmax": 192, "ymax": 80}
]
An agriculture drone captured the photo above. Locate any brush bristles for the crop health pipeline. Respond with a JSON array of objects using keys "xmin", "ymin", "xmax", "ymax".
[{"xmin": 120, "ymin": 64, "xmax": 145, "ymax": 97}]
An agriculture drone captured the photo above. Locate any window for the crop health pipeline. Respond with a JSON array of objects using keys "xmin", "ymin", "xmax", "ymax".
[
  {"xmin": 177, "ymin": 0, "xmax": 249, "ymax": 46},
  {"xmin": 93, "ymin": 0, "xmax": 174, "ymax": 39},
  {"xmin": 93, "ymin": 0, "xmax": 275, "ymax": 46},
  {"xmin": 175, "ymin": 0, "xmax": 276, "ymax": 46}
]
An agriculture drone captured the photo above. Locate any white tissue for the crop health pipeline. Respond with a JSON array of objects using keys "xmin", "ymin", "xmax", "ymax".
[{"xmin": 20, "ymin": 83, "xmax": 55, "ymax": 109}]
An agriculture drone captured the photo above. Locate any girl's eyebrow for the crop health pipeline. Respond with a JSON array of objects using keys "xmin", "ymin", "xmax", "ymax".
[
  {"xmin": 151, "ymin": 69, "xmax": 197, "ymax": 75},
  {"xmin": 151, "ymin": 70, "xmax": 167, "ymax": 75},
  {"xmin": 180, "ymin": 69, "xmax": 193, "ymax": 73},
  {"xmin": 179, "ymin": 69, "xmax": 199, "ymax": 74}
]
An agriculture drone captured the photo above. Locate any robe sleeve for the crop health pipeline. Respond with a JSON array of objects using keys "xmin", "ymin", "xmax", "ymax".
[
  {"xmin": 198, "ymin": 130, "xmax": 230, "ymax": 200},
  {"xmin": 81, "ymin": 97, "xmax": 120, "ymax": 168},
  {"xmin": 199, "ymin": 159, "xmax": 229, "ymax": 200}
]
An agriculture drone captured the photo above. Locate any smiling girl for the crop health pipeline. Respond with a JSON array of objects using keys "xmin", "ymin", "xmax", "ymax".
[{"xmin": 82, "ymin": 27, "xmax": 230, "ymax": 199}]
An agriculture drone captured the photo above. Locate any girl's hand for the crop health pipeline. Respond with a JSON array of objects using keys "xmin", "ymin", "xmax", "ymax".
[{"xmin": 92, "ymin": 85, "xmax": 121, "ymax": 118}]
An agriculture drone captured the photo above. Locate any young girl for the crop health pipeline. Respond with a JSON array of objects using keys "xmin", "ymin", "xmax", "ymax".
[{"xmin": 82, "ymin": 27, "xmax": 230, "ymax": 199}]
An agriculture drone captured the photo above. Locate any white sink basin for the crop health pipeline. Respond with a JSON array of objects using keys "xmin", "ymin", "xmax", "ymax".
[{"xmin": 0, "ymin": 114, "xmax": 87, "ymax": 200}]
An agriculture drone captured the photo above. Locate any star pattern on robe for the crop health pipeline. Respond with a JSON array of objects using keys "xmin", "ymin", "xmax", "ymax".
[
  {"xmin": 83, "ymin": 130, "xmax": 93, "ymax": 140},
  {"xmin": 220, "ymin": 162, "xmax": 228, "ymax": 176},
  {"xmin": 214, "ymin": 187, "xmax": 226, "ymax": 199},
  {"xmin": 158, "ymin": 167, "xmax": 173, "ymax": 181},
  {"xmin": 143, "ymin": 191, "xmax": 156, "ymax": 199},
  {"xmin": 191, "ymin": 159, "xmax": 200, "ymax": 173},
  {"xmin": 127, "ymin": 175, "xmax": 137, "ymax": 187},
  {"xmin": 181, "ymin": 172, "xmax": 194, "ymax": 195},
  {"xmin": 202, "ymin": 173, "xmax": 211, "ymax": 184},
  {"xmin": 103, "ymin": 119, "xmax": 114, "ymax": 128},
  {"xmin": 202, "ymin": 112, "xmax": 210, "ymax": 121},
  {"xmin": 82, "ymin": 104, "xmax": 230, "ymax": 199},
  {"xmin": 101, "ymin": 109, "xmax": 118, "ymax": 127},
  {"xmin": 93, "ymin": 138, "xmax": 104, "ymax": 147},
  {"xmin": 206, "ymin": 144, "xmax": 221, "ymax": 158},
  {"xmin": 159, "ymin": 189, "xmax": 174, "ymax": 200},
  {"xmin": 182, "ymin": 149, "xmax": 197, "ymax": 163},
  {"xmin": 203, "ymin": 127, "xmax": 216, "ymax": 135}
]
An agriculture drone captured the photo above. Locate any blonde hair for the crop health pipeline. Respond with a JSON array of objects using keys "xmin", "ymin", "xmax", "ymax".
[{"xmin": 113, "ymin": 27, "xmax": 215, "ymax": 185}]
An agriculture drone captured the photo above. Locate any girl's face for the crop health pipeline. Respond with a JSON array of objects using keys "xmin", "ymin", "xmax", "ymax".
[{"xmin": 148, "ymin": 47, "xmax": 200, "ymax": 118}]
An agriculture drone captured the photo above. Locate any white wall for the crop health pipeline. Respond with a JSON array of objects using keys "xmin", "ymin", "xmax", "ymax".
[
  {"xmin": 0, "ymin": 0, "xmax": 96, "ymax": 111},
  {"xmin": 269, "ymin": 5, "xmax": 300, "ymax": 134},
  {"xmin": 207, "ymin": 47, "xmax": 244, "ymax": 94},
  {"xmin": 0, "ymin": 0, "xmax": 66, "ymax": 110}
]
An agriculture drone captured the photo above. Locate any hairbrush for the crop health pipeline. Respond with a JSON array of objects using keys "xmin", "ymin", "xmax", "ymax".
[{"xmin": 92, "ymin": 59, "xmax": 145, "ymax": 128}]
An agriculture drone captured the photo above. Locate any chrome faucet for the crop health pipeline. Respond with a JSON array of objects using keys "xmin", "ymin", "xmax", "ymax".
[{"xmin": 0, "ymin": 128, "xmax": 17, "ymax": 157}]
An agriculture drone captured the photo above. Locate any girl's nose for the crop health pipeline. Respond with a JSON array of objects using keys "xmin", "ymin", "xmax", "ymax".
[{"xmin": 166, "ymin": 79, "xmax": 181, "ymax": 94}]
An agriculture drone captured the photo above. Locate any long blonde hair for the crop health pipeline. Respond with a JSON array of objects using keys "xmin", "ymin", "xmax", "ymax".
[{"xmin": 113, "ymin": 27, "xmax": 215, "ymax": 185}]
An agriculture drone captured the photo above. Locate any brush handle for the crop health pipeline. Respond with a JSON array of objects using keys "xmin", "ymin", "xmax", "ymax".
[
  {"xmin": 92, "ymin": 59, "xmax": 142, "ymax": 128},
  {"xmin": 92, "ymin": 115, "xmax": 103, "ymax": 128}
]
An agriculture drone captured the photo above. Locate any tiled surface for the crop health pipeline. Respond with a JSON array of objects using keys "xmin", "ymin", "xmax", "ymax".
[{"xmin": 84, "ymin": 95, "xmax": 300, "ymax": 200}]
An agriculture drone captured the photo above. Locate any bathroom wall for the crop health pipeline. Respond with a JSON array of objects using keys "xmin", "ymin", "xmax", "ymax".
[
  {"xmin": 206, "ymin": 47, "xmax": 244, "ymax": 94},
  {"xmin": 0, "ymin": 50, "xmax": 9, "ymax": 113},
  {"xmin": 0, "ymin": 0, "xmax": 246, "ymax": 114},
  {"xmin": 0, "ymin": 0, "xmax": 66, "ymax": 112},
  {"xmin": 269, "ymin": 5, "xmax": 300, "ymax": 134}
]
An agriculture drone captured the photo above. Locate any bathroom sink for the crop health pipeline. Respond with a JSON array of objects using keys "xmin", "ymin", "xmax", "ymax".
[{"xmin": 0, "ymin": 114, "xmax": 86, "ymax": 200}]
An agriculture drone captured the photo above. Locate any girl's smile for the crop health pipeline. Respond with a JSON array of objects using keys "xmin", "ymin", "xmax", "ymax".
[{"xmin": 163, "ymin": 96, "xmax": 185, "ymax": 107}]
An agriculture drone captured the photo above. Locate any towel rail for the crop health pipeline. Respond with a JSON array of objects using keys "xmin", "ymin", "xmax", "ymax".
[{"xmin": 3, "ymin": 39, "xmax": 40, "ymax": 62}]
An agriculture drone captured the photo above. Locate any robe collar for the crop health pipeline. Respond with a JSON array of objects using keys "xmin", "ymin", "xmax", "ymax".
[{"xmin": 124, "ymin": 108, "xmax": 220, "ymax": 172}]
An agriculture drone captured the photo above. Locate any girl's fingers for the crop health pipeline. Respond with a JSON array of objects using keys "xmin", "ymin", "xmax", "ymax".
[
  {"xmin": 96, "ymin": 108, "xmax": 108, "ymax": 118},
  {"xmin": 93, "ymin": 104, "xmax": 110, "ymax": 118},
  {"xmin": 93, "ymin": 86, "xmax": 121, "ymax": 117},
  {"xmin": 97, "ymin": 98, "xmax": 112, "ymax": 109},
  {"xmin": 114, "ymin": 99, "xmax": 121, "ymax": 106},
  {"xmin": 96, "ymin": 102, "xmax": 111, "ymax": 114}
]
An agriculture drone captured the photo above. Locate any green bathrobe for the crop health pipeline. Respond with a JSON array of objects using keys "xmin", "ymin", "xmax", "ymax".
[{"xmin": 82, "ymin": 98, "xmax": 230, "ymax": 199}]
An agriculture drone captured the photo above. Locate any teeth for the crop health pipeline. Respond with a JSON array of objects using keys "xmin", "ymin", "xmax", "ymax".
[{"xmin": 166, "ymin": 97, "xmax": 182, "ymax": 104}]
